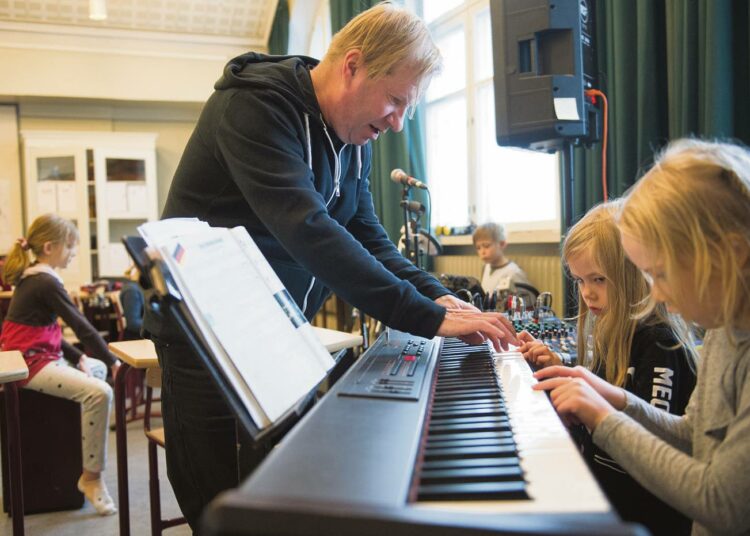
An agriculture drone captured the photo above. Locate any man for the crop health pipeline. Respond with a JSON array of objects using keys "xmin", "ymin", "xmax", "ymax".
[{"xmin": 144, "ymin": 3, "xmax": 517, "ymax": 530}]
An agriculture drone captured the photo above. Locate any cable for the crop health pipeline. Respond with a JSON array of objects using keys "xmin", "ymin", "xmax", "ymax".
[{"xmin": 584, "ymin": 88, "xmax": 608, "ymax": 201}]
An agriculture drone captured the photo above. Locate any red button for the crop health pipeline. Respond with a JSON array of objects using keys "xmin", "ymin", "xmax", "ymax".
[{"xmin": 403, "ymin": 355, "xmax": 416, "ymax": 362}]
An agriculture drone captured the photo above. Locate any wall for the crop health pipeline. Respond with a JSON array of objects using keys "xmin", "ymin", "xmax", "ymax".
[
  {"xmin": 0, "ymin": 105, "xmax": 23, "ymax": 253},
  {"xmin": 0, "ymin": 16, "xmax": 269, "ymax": 222},
  {"xmin": 0, "ymin": 21, "xmax": 257, "ymax": 104}
]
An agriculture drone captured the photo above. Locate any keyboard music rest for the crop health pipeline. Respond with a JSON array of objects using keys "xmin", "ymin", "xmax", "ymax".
[{"xmin": 202, "ymin": 330, "xmax": 646, "ymax": 536}]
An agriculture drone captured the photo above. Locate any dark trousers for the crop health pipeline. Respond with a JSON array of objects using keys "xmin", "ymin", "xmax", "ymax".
[{"xmin": 154, "ymin": 339, "xmax": 272, "ymax": 533}]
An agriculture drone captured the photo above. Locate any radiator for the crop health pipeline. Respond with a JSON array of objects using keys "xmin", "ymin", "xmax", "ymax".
[{"xmin": 433, "ymin": 254, "xmax": 564, "ymax": 317}]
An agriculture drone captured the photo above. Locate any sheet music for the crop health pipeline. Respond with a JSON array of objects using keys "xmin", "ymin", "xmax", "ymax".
[
  {"xmin": 139, "ymin": 220, "xmax": 334, "ymax": 427},
  {"xmin": 138, "ymin": 218, "xmax": 210, "ymax": 246}
]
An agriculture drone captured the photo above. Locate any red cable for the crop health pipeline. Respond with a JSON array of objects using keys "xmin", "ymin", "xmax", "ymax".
[{"xmin": 584, "ymin": 88, "xmax": 608, "ymax": 201}]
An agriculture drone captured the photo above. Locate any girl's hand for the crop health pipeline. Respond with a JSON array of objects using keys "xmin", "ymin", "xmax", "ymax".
[
  {"xmin": 533, "ymin": 366, "xmax": 627, "ymax": 410},
  {"xmin": 532, "ymin": 375, "xmax": 615, "ymax": 430},
  {"xmin": 517, "ymin": 331, "xmax": 562, "ymax": 368},
  {"xmin": 78, "ymin": 355, "xmax": 93, "ymax": 377}
]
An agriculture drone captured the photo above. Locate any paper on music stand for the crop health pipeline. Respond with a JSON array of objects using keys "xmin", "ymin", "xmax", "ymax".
[
  {"xmin": 139, "ymin": 220, "xmax": 334, "ymax": 428},
  {"xmin": 139, "ymin": 218, "xmax": 210, "ymax": 247}
]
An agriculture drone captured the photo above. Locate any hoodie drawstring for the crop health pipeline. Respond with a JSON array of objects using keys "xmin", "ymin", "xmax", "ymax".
[
  {"xmin": 356, "ymin": 146, "xmax": 362, "ymax": 180},
  {"xmin": 304, "ymin": 113, "xmax": 313, "ymax": 171}
]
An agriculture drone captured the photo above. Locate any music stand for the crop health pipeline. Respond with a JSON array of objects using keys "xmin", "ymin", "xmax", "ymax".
[{"xmin": 121, "ymin": 236, "xmax": 318, "ymax": 444}]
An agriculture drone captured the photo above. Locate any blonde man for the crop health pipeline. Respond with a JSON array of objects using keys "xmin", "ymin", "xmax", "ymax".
[{"xmin": 147, "ymin": 2, "xmax": 517, "ymax": 528}]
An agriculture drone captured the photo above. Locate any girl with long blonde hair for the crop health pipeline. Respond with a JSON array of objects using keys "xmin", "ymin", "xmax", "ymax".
[
  {"xmin": 519, "ymin": 201, "xmax": 697, "ymax": 535},
  {"xmin": 534, "ymin": 139, "xmax": 750, "ymax": 535}
]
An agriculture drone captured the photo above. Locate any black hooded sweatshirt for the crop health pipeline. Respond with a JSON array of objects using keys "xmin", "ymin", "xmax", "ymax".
[{"xmin": 146, "ymin": 53, "xmax": 449, "ymax": 342}]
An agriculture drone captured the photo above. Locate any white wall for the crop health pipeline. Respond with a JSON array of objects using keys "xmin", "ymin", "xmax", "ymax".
[
  {"xmin": 0, "ymin": 105, "xmax": 23, "ymax": 253},
  {"xmin": 0, "ymin": 21, "xmax": 260, "ymax": 103}
]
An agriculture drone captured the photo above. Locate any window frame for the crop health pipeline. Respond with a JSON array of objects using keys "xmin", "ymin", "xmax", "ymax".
[{"xmin": 421, "ymin": 0, "xmax": 561, "ymax": 244}]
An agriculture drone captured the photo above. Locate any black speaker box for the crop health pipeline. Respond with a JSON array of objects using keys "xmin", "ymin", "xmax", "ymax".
[{"xmin": 491, "ymin": 0, "xmax": 599, "ymax": 151}]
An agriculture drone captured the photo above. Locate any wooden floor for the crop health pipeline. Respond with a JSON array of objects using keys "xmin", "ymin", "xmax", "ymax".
[{"xmin": 0, "ymin": 407, "xmax": 191, "ymax": 535}]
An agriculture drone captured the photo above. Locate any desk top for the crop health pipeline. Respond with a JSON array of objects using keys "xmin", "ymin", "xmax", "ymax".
[
  {"xmin": 108, "ymin": 328, "xmax": 361, "ymax": 370},
  {"xmin": 312, "ymin": 326, "xmax": 363, "ymax": 353},
  {"xmin": 109, "ymin": 339, "xmax": 158, "ymax": 368},
  {"xmin": 0, "ymin": 350, "xmax": 29, "ymax": 383}
]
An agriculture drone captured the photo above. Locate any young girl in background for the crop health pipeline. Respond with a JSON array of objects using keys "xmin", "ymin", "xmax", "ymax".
[
  {"xmin": 519, "ymin": 201, "xmax": 697, "ymax": 535},
  {"xmin": 0, "ymin": 213, "xmax": 119, "ymax": 516},
  {"xmin": 534, "ymin": 139, "xmax": 750, "ymax": 535}
]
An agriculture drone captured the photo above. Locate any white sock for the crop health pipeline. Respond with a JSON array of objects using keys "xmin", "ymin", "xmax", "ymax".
[{"xmin": 77, "ymin": 475, "xmax": 117, "ymax": 516}]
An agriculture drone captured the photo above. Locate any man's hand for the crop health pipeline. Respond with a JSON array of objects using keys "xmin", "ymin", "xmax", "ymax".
[
  {"xmin": 517, "ymin": 330, "xmax": 562, "ymax": 368},
  {"xmin": 435, "ymin": 294, "xmax": 478, "ymax": 312},
  {"xmin": 533, "ymin": 366, "xmax": 627, "ymax": 410},
  {"xmin": 531, "ymin": 374, "xmax": 615, "ymax": 430},
  {"xmin": 436, "ymin": 310, "xmax": 518, "ymax": 352}
]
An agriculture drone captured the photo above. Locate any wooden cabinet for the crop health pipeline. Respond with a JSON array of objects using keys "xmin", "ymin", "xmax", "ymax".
[{"xmin": 21, "ymin": 131, "xmax": 158, "ymax": 290}]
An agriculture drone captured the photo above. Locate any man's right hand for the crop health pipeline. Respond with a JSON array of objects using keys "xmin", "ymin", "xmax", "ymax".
[{"xmin": 436, "ymin": 310, "xmax": 518, "ymax": 352}]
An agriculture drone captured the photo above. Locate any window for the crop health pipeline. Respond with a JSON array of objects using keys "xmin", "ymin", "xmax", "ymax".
[
  {"xmin": 421, "ymin": 0, "xmax": 560, "ymax": 242},
  {"xmin": 307, "ymin": 0, "xmax": 331, "ymax": 60}
]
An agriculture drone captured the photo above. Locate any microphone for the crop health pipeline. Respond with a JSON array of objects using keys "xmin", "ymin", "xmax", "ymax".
[
  {"xmin": 391, "ymin": 168, "xmax": 428, "ymax": 190},
  {"xmin": 399, "ymin": 200, "xmax": 425, "ymax": 214}
]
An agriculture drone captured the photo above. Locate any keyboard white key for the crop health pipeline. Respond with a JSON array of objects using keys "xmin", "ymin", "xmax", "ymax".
[{"xmin": 416, "ymin": 350, "xmax": 610, "ymax": 515}]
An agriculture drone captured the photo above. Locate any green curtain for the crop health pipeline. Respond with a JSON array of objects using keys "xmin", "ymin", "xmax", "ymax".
[
  {"xmin": 572, "ymin": 0, "xmax": 749, "ymax": 221},
  {"xmin": 268, "ymin": 0, "xmax": 290, "ymax": 55},
  {"xmin": 330, "ymin": 0, "xmax": 429, "ymax": 243}
]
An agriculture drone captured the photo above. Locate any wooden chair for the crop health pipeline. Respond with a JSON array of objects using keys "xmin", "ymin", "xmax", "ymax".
[
  {"xmin": 143, "ymin": 367, "xmax": 186, "ymax": 535},
  {"xmin": 0, "ymin": 351, "xmax": 29, "ymax": 536}
]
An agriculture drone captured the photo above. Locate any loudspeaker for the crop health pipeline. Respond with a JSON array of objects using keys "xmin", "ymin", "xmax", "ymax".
[{"xmin": 490, "ymin": 0, "xmax": 599, "ymax": 151}]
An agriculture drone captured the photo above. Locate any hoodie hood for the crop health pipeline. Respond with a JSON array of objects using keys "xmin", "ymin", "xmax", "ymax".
[{"xmin": 215, "ymin": 52, "xmax": 322, "ymax": 118}]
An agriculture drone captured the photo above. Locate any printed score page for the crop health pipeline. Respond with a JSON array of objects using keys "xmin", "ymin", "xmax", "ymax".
[{"xmin": 160, "ymin": 226, "xmax": 333, "ymax": 424}]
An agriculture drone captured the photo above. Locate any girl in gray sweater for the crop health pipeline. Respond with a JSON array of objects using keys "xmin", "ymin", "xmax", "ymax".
[{"xmin": 533, "ymin": 139, "xmax": 750, "ymax": 536}]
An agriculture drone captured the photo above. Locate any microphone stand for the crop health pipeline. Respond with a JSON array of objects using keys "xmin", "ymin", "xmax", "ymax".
[
  {"xmin": 401, "ymin": 185, "xmax": 413, "ymax": 264},
  {"xmin": 400, "ymin": 194, "xmax": 427, "ymax": 270}
]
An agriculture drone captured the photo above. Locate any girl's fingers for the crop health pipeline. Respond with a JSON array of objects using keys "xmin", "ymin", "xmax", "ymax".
[{"xmin": 533, "ymin": 365, "xmax": 578, "ymax": 380}]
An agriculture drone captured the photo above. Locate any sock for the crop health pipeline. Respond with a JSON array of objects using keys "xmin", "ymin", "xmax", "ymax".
[{"xmin": 77, "ymin": 475, "xmax": 117, "ymax": 516}]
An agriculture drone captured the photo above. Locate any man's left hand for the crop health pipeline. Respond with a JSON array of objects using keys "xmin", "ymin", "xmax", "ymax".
[{"xmin": 435, "ymin": 294, "xmax": 478, "ymax": 311}]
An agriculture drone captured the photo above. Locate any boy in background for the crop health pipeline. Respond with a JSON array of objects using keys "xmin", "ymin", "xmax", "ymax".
[{"xmin": 473, "ymin": 222, "xmax": 530, "ymax": 297}]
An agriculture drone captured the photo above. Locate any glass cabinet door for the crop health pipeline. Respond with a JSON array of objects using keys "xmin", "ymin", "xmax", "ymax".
[
  {"xmin": 94, "ymin": 147, "xmax": 158, "ymax": 277},
  {"xmin": 23, "ymin": 145, "xmax": 91, "ymax": 290}
]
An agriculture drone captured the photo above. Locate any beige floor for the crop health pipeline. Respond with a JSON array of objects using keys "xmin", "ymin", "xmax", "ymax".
[{"xmin": 0, "ymin": 409, "xmax": 192, "ymax": 535}]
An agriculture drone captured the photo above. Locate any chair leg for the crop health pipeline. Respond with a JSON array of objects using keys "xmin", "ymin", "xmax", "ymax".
[
  {"xmin": 148, "ymin": 441, "xmax": 162, "ymax": 536},
  {"xmin": 5, "ymin": 383, "xmax": 25, "ymax": 536}
]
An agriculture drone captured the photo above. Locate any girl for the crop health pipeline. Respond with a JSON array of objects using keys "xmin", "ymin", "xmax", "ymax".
[
  {"xmin": 0, "ymin": 214, "xmax": 119, "ymax": 516},
  {"xmin": 534, "ymin": 139, "xmax": 750, "ymax": 535},
  {"xmin": 519, "ymin": 201, "xmax": 697, "ymax": 535}
]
